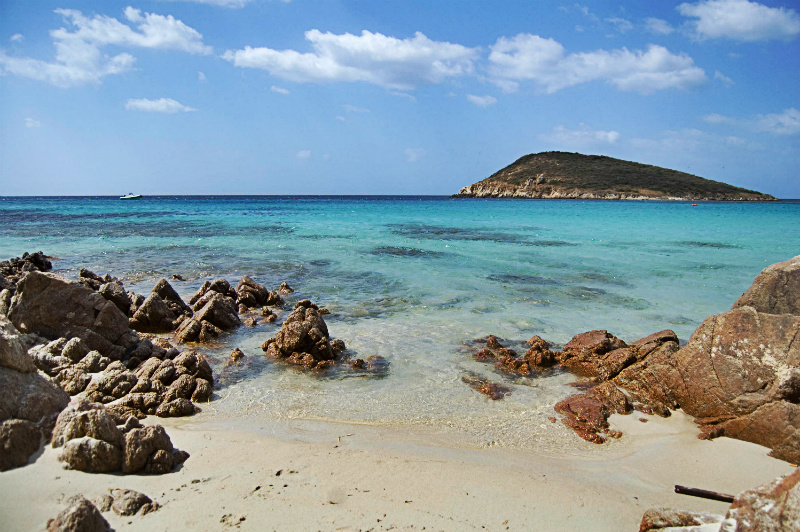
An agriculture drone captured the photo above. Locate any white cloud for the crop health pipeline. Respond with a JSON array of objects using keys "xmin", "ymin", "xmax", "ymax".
[
  {"xmin": 404, "ymin": 148, "xmax": 426, "ymax": 162},
  {"xmin": 342, "ymin": 104, "xmax": 370, "ymax": 113},
  {"xmin": 466, "ymin": 94, "xmax": 497, "ymax": 107},
  {"xmin": 296, "ymin": 150, "xmax": 311, "ymax": 160},
  {"xmin": 539, "ymin": 123, "xmax": 620, "ymax": 146},
  {"xmin": 270, "ymin": 85, "xmax": 290, "ymax": 95},
  {"xmin": 222, "ymin": 29, "xmax": 479, "ymax": 90},
  {"xmin": 125, "ymin": 97, "xmax": 197, "ymax": 113},
  {"xmin": 25, "ymin": 118, "xmax": 41, "ymax": 128},
  {"xmin": 714, "ymin": 70, "xmax": 734, "ymax": 86},
  {"xmin": 678, "ymin": 0, "xmax": 800, "ymax": 41},
  {"xmin": 645, "ymin": 18, "xmax": 675, "ymax": 35},
  {"xmin": 605, "ymin": 17, "xmax": 633, "ymax": 33},
  {"xmin": 389, "ymin": 90, "xmax": 417, "ymax": 102},
  {"xmin": 198, "ymin": 71, "xmax": 207, "ymax": 82},
  {"xmin": 757, "ymin": 108, "xmax": 800, "ymax": 135},
  {"xmin": 335, "ymin": 115, "xmax": 346, "ymax": 122},
  {"xmin": 488, "ymin": 33, "xmax": 706, "ymax": 94},
  {"xmin": 0, "ymin": 7, "xmax": 211, "ymax": 88},
  {"xmin": 702, "ymin": 108, "xmax": 800, "ymax": 135},
  {"xmin": 10, "ymin": 34, "xmax": 24, "ymax": 42}
]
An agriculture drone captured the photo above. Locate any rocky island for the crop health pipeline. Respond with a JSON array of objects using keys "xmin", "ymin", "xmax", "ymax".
[{"xmin": 454, "ymin": 151, "xmax": 776, "ymax": 201}]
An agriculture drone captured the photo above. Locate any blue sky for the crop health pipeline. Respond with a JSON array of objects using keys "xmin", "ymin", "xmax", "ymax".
[{"xmin": 1, "ymin": 0, "xmax": 798, "ymax": 197}]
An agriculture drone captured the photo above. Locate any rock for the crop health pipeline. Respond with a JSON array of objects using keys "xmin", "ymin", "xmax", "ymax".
[
  {"xmin": 556, "ymin": 329, "xmax": 629, "ymax": 378},
  {"xmin": 0, "ymin": 419, "xmax": 41, "ymax": 471},
  {"xmin": 98, "ymin": 281, "xmax": 132, "ymax": 316},
  {"xmin": 638, "ymin": 508, "xmax": 724, "ymax": 532},
  {"xmin": 173, "ymin": 350, "xmax": 214, "ymax": 383},
  {"xmin": 155, "ymin": 398, "xmax": 196, "ymax": 417},
  {"xmin": 60, "ymin": 337, "xmax": 89, "ymax": 363},
  {"xmin": 279, "ymin": 281, "xmax": 294, "ymax": 294},
  {"xmin": 230, "ymin": 347, "xmax": 246, "ymax": 361},
  {"xmin": 192, "ymin": 378, "xmax": 212, "ymax": 402},
  {"xmin": 129, "ymin": 292, "xmax": 177, "ymax": 333},
  {"xmin": 0, "ymin": 251, "xmax": 52, "ymax": 287},
  {"xmin": 0, "ymin": 365, "xmax": 70, "ymax": 438},
  {"xmin": 236, "ymin": 275, "xmax": 270, "ymax": 308},
  {"xmin": 59, "ymin": 436, "xmax": 123, "ymax": 473},
  {"xmin": 0, "ymin": 315, "xmax": 37, "ymax": 373},
  {"xmin": 524, "ymin": 335, "xmax": 556, "ymax": 368},
  {"xmin": 83, "ymin": 365, "xmax": 138, "ymax": 403},
  {"xmin": 47, "ymin": 495, "xmax": 110, "ymax": 532},
  {"xmin": 724, "ymin": 468, "xmax": 800, "ymax": 532},
  {"xmin": 554, "ymin": 392, "xmax": 612, "ymax": 444},
  {"xmin": 194, "ymin": 292, "xmax": 241, "ymax": 331},
  {"xmin": 733, "ymin": 255, "xmax": 800, "ymax": 315},
  {"xmin": 122, "ymin": 424, "xmax": 188, "ymax": 474},
  {"xmin": 51, "ymin": 400, "xmax": 122, "ymax": 449},
  {"xmin": 76, "ymin": 351, "xmax": 110, "ymax": 373},
  {"xmin": 152, "ymin": 278, "xmax": 193, "ymax": 317},
  {"xmin": 55, "ymin": 367, "xmax": 92, "ymax": 395},
  {"xmin": 461, "ymin": 371, "xmax": 511, "ymax": 400},
  {"xmin": 108, "ymin": 488, "xmax": 160, "ymax": 516},
  {"xmin": 9, "ymin": 272, "xmax": 138, "ymax": 359},
  {"xmin": 78, "ymin": 268, "xmax": 111, "ymax": 291}
]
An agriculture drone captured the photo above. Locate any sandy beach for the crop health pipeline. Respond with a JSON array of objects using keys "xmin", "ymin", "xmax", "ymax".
[{"xmin": 1, "ymin": 407, "xmax": 793, "ymax": 532}]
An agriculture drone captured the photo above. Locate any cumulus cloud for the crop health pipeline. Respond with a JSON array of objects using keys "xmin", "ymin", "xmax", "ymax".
[
  {"xmin": 702, "ymin": 108, "xmax": 800, "ymax": 135},
  {"xmin": 678, "ymin": 0, "xmax": 800, "ymax": 41},
  {"xmin": 466, "ymin": 94, "xmax": 497, "ymax": 107},
  {"xmin": 404, "ymin": 148, "xmax": 426, "ymax": 162},
  {"xmin": 0, "ymin": 7, "xmax": 211, "ymax": 87},
  {"xmin": 125, "ymin": 97, "xmax": 197, "ymax": 113},
  {"xmin": 10, "ymin": 34, "xmax": 24, "ymax": 42},
  {"xmin": 270, "ymin": 85, "xmax": 290, "ymax": 94},
  {"xmin": 539, "ymin": 123, "xmax": 620, "ymax": 147},
  {"xmin": 222, "ymin": 29, "xmax": 479, "ymax": 90},
  {"xmin": 488, "ymin": 33, "xmax": 706, "ymax": 94},
  {"xmin": 645, "ymin": 18, "xmax": 675, "ymax": 35},
  {"xmin": 25, "ymin": 118, "xmax": 41, "ymax": 128}
]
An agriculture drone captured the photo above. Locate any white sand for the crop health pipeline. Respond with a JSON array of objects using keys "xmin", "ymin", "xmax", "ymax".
[{"xmin": 0, "ymin": 410, "xmax": 794, "ymax": 532}]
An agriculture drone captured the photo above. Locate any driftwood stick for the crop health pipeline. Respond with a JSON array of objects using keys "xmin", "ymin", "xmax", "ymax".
[{"xmin": 674, "ymin": 485, "xmax": 735, "ymax": 503}]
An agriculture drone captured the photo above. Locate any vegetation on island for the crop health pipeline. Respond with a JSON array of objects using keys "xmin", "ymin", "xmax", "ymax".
[{"xmin": 454, "ymin": 151, "xmax": 776, "ymax": 201}]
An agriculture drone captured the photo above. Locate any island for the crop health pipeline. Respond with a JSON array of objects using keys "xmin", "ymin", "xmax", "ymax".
[{"xmin": 453, "ymin": 151, "xmax": 776, "ymax": 201}]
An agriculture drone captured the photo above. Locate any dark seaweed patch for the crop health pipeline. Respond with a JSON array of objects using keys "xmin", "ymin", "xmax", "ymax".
[
  {"xmin": 388, "ymin": 223, "xmax": 530, "ymax": 244},
  {"xmin": 369, "ymin": 246, "xmax": 446, "ymax": 258},
  {"xmin": 677, "ymin": 241, "xmax": 740, "ymax": 249},
  {"xmin": 526, "ymin": 240, "xmax": 578, "ymax": 247},
  {"xmin": 487, "ymin": 274, "xmax": 562, "ymax": 285}
]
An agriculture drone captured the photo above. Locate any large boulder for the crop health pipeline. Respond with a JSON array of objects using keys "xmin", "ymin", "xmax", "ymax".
[
  {"xmin": 263, "ymin": 299, "xmax": 342, "ymax": 370},
  {"xmin": 152, "ymin": 278, "xmax": 193, "ymax": 317},
  {"xmin": 129, "ymin": 293, "xmax": 177, "ymax": 333},
  {"xmin": 0, "ymin": 315, "xmax": 37, "ymax": 373},
  {"xmin": 724, "ymin": 468, "xmax": 800, "ymax": 531},
  {"xmin": 47, "ymin": 495, "xmax": 110, "ymax": 532},
  {"xmin": 8, "ymin": 271, "xmax": 139, "ymax": 359},
  {"xmin": 0, "ymin": 419, "xmax": 42, "ymax": 471},
  {"xmin": 733, "ymin": 255, "xmax": 800, "ymax": 315},
  {"xmin": 193, "ymin": 292, "xmax": 240, "ymax": 331}
]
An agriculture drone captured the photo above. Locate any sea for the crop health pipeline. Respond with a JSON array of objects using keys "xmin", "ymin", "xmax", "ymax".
[{"xmin": 2, "ymin": 196, "xmax": 799, "ymax": 451}]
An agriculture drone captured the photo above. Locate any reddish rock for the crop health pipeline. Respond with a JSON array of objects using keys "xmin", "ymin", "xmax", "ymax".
[
  {"xmin": 725, "ymin": 468, "xmax": 800, "ymax": 532},
  {"xmin": 733, "ymin": 255, "xmax": 800, "ymax": 315},
  {"xmin": 638, "ymin": 508, "xmax": 724, "ymax": 532},
  {"xmin": 461, "ymin": 371, "xmax": 511, "ymax": 400}
]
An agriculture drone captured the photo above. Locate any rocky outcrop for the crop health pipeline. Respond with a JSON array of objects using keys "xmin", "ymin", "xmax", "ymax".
[
  {"xmin": 733, "ymin": 255, "xmax": 800, "ymax": 315},
  {"xmin": 47, "ymin": 495, "xmax": 110, "ymax": 532},
  {"xmin": 0, "ymin": 251, "xmax": 52, "ymax": 289},
  {"xmin": 8, "ymin": 271, "xmax": 140, "ymax": 360},
  {"xmin": 52, "ymin": 399, "xmax": 189, "ymax": 474},
  {"xmin": 262, "ymin": 299, "xmax": 345, "ymax": 370},
  {"xmin": 639, "ymin": 469, "xmax": 800, "ymax": 531},
  {"xmin": 0, "ymin": 317, "xmax": 70, "ymax": 471}
]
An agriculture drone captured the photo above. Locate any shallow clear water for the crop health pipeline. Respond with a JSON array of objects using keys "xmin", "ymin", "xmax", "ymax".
[{"xmin": 2, "ymin": 196, "xmax": 799, "ymax": 449}]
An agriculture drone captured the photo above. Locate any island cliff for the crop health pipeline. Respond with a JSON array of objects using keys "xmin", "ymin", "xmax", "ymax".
[{"xmin": 453, "ymin": 151, "xmax": 776, "ymax": 201}]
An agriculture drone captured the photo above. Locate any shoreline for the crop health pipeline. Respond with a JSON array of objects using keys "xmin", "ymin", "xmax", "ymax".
[{"xmin": 1, "ymin": 408, "xmax": 793, "ymax": 532}]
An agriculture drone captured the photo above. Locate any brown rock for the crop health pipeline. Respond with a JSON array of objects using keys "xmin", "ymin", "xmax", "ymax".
[
  {"xmin": 98, "ymin": 281, "xmax": 132, "ymax": 316},
  {"xmin": 0, "ymin": 419, "xmax": 41, "ymax": 471},
  {"xmin": 725, "ymin": 468, "xmax": 800, "ymax": 532},
  {"xmin": 9, "ymin": 271, "xmax": 137, "ymax": 359},
  {"xmin": 155, "ymin": 398, "xmax": 196, "ymax": 417},
  {"xmin": 0, "ymin": 316, "xmax": 37, "ymax": 373},
  {"xmin": 152, "ymin": 278, "xmax": 192, "ymax": 317},
  {"xmin": 129, "ymin": 293, "xmax": 177, "ymax": 333},
  {"xmin": 638, "ymin": 508, "xmax": 723, "ymax": 532},
  {"xmin": 109, "ymin": 488, "xmax": 160, "ymax": 516},
  {"xmin": 733, "ymin": 255, "xmax": 800, "ymax": 315},
  {"xmin": 47, "ymin": 495, "xmax": 110, "ymax": 532},
  {"xmin": 122, "ymin": 424, "xmax": 188, "ymax": 474},
  {"xmin": 54, "ymin": 367, "xmax": 92, "ymax": 395},
  {"xmin": 0, "ymin": 365, "xmax": 70, "ymax": 438},
  {"xmin": 278, "ymin": 281, "xmax": 294, "ymax": 294},
  {"xmin": 59, "ymin": 436, "xmax": 122, "ymax": 473},
  {"xmin": 194, "ymin": 292, "xmax": 241, "ymax": 331},
  {"xmin": 51, "ymin": 400, "xmax": 123, "ymax": 449}
]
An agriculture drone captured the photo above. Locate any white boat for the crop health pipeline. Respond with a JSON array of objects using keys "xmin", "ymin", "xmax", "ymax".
[{"xmin": 120, "ymin": 193, "xmax": 142, "ymax": 200}]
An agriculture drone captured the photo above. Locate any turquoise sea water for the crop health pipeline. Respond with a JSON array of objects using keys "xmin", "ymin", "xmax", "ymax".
[{"xmin": 2, "ymin": 196, "xmax": 799, "ymax": 449}]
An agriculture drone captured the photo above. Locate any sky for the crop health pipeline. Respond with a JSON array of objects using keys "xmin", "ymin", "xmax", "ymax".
[{"xmin": 1, "ymin": 0, "xmax": 799, "ymax": 197}]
